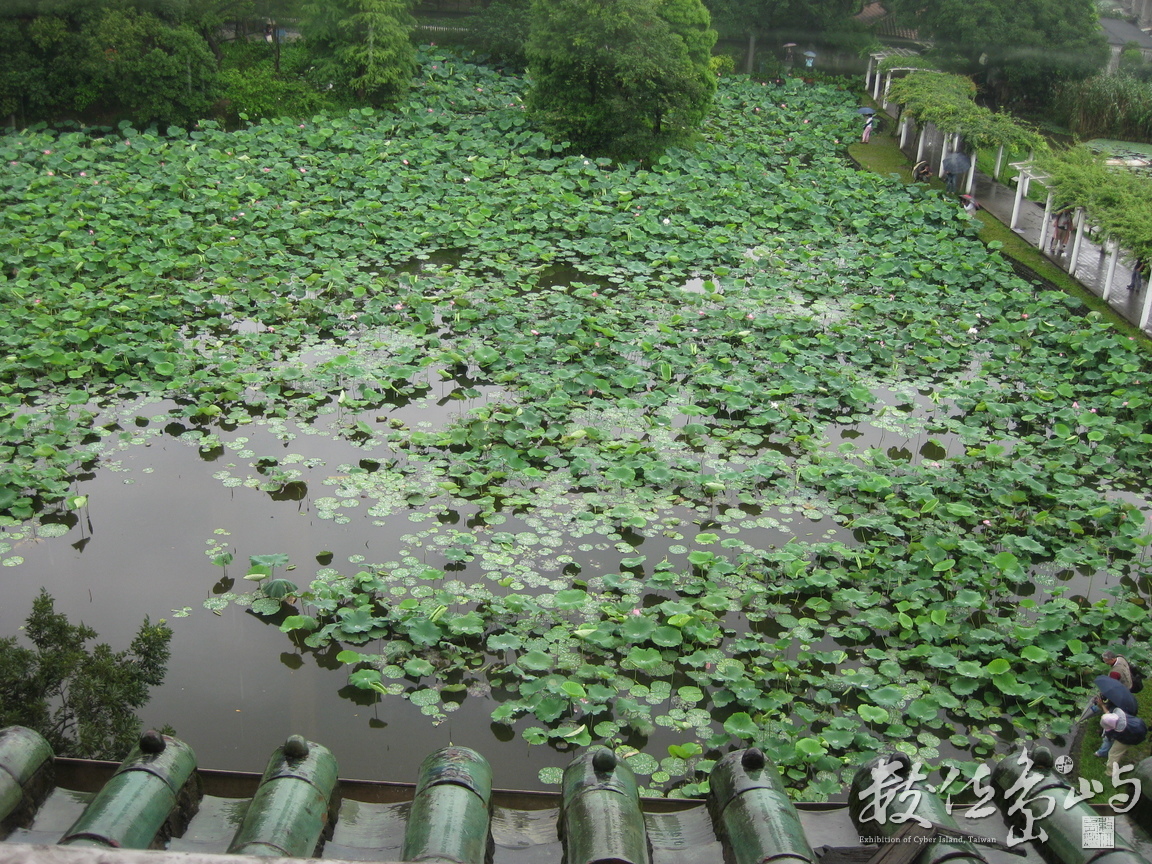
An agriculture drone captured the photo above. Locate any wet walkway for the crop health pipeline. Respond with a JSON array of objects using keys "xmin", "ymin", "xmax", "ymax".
[{"xmin": 968, "ymin": 170, "xmax": 1150, "ymax": 331}]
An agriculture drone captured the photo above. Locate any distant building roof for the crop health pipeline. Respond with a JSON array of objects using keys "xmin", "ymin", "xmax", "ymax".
[
  {"xmin": 853, "ymin": 2, "xmax": 921, "ymax": 41},
  {"xmin": 1100, "ymin": 16, "xmax": 1152, "ymax": 50}
]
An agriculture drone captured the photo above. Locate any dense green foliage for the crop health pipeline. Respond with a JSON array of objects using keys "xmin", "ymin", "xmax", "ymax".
[
  {"xmin": 4, "ymin": 51, "xmax": 1152, "ymax": 796},
  {"xmin": 0, "ymin": 0, "xmax": 404, "ymax": 125},
  {"xmin": 461, "ymin": 0, "xmax": 532, "ymax": 70},
  {"xmin": 886, "ymin": 0, "xmax": 1108, "ymax": 109},
  {"xmin": 887, "ymin": 70, "xmax": 1045, "ymax": 153},
  {"xmin": 0, "ymin": 591, "xmax": 173, "ymax": 759},
  {"xmin": 300, "ymin": 0, "xmax": 417, "ymax": 104},
  {"xmin": 1057, "ymin": 73, "xmax": 1152, "ymax": 142},
  {"xmin": 0, "ymin": 2, "xmax": 221, "ymax": 126},
  {"xmin": 526, "ymin": 0, "xmax": 718, "ymax": 160},
  {"xmin": 1040, "ymin": 146, "xmax": 1152, "ymax": 259}
]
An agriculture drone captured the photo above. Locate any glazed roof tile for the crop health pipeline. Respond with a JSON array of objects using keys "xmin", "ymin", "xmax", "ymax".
[{"xmin": 1, "ymin": 727, "xmax": 1150, "ymax": 864}]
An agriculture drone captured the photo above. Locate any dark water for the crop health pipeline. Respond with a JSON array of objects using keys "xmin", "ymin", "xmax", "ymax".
[{"xmin": 1, "ymin": 381, "xmax": 1144, "ymax": 791}]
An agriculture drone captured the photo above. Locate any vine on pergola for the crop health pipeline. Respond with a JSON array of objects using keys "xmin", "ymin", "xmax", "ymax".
[
  {"xmin": 1041, "ymin": 147, "xmax": 1152, "ymax": 260},
  {"xmin": 887, "ymin": 70, "xmax": 1044, "ymax": 154}
]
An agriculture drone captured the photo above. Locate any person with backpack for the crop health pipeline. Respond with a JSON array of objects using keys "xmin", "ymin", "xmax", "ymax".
[
  {"xmin": 1103, "ymin": 649, "xmax": 1134, "ymax": 690},
  {"xmin": 1101, "ymin": 710, "xmax": 1148, "ymax": 770}
]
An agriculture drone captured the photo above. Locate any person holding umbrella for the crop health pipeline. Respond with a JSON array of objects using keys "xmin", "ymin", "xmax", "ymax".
[
  {"xmin": 1088, "ymin": 674, "xmax": 1139, "ymax": 757},
  {"xmin": 862, "ymin": 113, "xmax": 874, "ymax": 143},
  {"xmin": 941, "ymin": 151, "xmax": 971, "ymax": 195}
]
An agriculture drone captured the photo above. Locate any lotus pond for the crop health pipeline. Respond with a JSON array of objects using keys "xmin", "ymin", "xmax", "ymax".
[{"xmin": 3, "ymin": 49, "xmax": 1152, "ymax": 799}]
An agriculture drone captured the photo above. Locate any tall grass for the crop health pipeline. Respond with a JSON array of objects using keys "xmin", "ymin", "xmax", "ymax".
[{"xmin": 1058, "ymin": 74, "xmax": 1152, "ymax": 142}]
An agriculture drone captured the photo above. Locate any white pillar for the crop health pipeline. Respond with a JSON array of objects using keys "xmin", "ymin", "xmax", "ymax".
[
  {"xmin": 873, "ymin": 67, "xmax": 883, "ymax": 100},
  {"xmin": 916, "ymin": 127, "xmax": 926, "ymax": 161},
  {"xmin": 865, "ymin": 57, "xmax": 874, "ymax": 91},
  {"xmin": 938, "ymin": 131, "xmax": 949, "ymax": 178},
  {"xmin": 1037, "ymin": 190, "xmax": 1054, "ymax": 252},
  {"xmin": 965, "ymin": 154, "xmax": 977, "ymax": 194},
  {"xmin": 1140, "ymin": 279, "xmax": 1152, "ymax": 330},
  {"xmin": 1102, "ymin": 242, "xmax": 1121, "ymax": 303},
  {"xmin": 1010, "ymin": 172, "xmax": 1026, "ymax": 231},
  {"xmin": 1068, "ymin": 208, "xmax": 1087, "ymax": 273},
  {"xmin": 994, "ymin": 145, "xmax": 1004, "ymax": 180},
  {"xmin": 882, "ymin": 72, "xmax": 892, "ymax": 111},
  {"xmin": 899, "ymin": 116, "xmax": 910, "ymax": 149}
]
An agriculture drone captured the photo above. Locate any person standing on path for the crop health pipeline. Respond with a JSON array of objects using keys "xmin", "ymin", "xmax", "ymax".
[
  {"xmin": 1128, "ymin": 258, "xmax": 1146, "ymax": 292},
  {"xmin": 862, "ymin": 114, "xmax": 874, "ymax": 144},
  {"xmin": 1051, "ymin": 208, "xmax": 1073, "ymax": 255}
]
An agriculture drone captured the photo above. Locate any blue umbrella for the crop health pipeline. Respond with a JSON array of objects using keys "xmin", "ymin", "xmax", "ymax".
[
  {"xmin": 858, "ymin": 107, "xmax": 876, "ymax": 115},
  {"xmin": 942, "ymin": 152, "xmax": 972, "ymax": 175},
  {"xmin": 1095, "ymin": 675, "xmax": 1138, "ymax": 715}
]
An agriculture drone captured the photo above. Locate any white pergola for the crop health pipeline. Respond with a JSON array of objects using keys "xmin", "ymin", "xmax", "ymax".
[
  {"xmin": 1009, "ymin": 160, "xmax": 1151, "ymax": 326},
  {"xmin": 864, "ymin": 49, "xmax": 921, "ymax": 111}
]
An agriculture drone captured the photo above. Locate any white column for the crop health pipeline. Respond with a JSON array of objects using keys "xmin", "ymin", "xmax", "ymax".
[
  {"xmin": 916, "ymin": 127, "xmax": 926, "ymax": 161},
  {"xmin": 938, "ymin": 131, "xmax": 949, "ymax": 177},
  {"xmin": 899, "ymin": 116, "xmax": 910, "ymax": 149},
  {"xmin": 873, "ymin": 67, "xmax": 883, "ymax": 100},
  {"xmin": 882, "ymin": 72, "xmax": 892, "ymax": 111},
  {"xmin": 1010, "ymin": 172, "xmax": 1026, "ymax": 231},
  {"xmin": 993, "ymin": 145, "xmax": 1004, "ymax": 180},
  {"xmin": 1140, "ymin": 279, "xmax": 1152, "ymax": 330},
  {"xmin": 965, "ymin": 154, "xmax": 977, "ymax": 194},
  {"xmin": 1037, "ymin": 190, "xmax": 1054, "ymax": 252},
  {"xmin": 1102, "ymin": 242, "xmax": 1121, "ymax": 303},
  {"xmin": 865, "ymin": 57, "xmax": 874, "ymax": 91},
  {"xmin": 1068, "ymin": 208, "xmax": 1087, "ymax": 273}
]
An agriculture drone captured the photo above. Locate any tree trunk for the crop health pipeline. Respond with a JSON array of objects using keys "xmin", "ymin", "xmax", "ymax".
[{"xmin": 745, "ymin": 30, "xmax": 756, "ymax": 75}]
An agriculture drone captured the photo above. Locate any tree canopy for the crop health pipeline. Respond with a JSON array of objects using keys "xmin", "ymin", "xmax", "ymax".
[
  {"xmin": 300, "ymin": 0, "xmax": 416, "ymax": 104},
  {"xmin": 886, "ymin": 0, "xmax": 1108, "ymax": 108},
  {"xmin": 526, "ymin": 0, "xmax": 718, "ymax": 161},
  {"xmin": 0, "ymin": 591, "xmax": 173, "ymax": 760}
]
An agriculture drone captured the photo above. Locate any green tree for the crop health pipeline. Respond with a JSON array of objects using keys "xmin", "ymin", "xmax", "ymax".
[
  {"xmin": 526, "ymin": 0, "xmax": 718, "ymax": 161},
  {"xmin": 886, "ymin": 0, "xmax": 1108, "ymax": 109},
  {"xmin": 0, "ymin": 2, "xmax": 221, "ymax": 125},
  {"xmin": 81, "ymin": 7, "xmax": 221, "ymax": 125},
  {"xmin": 300, "ymin": 0, "xmax": 416, "ymax": 104},
  {"xmin": 0, "ymin": 591, "xmax": 174, "ymax": 760}
]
